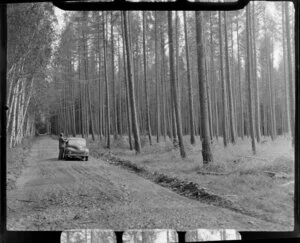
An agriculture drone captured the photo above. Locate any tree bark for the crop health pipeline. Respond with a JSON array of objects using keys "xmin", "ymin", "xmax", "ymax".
[
  {"xmin": 282, "ymin": 2, "xmax": 291, "ymax": 135},
  {"xmin": 111, "ymin": 11, "xmax": 118, "ymax": 140},
  {"xmin": 155, "ymin": 11, "xmax": 161, "ymax": 143},
  {"xmin": 103, "ymin": 12, "xmax": 111, "ymax": 148},
  {"xmin": 168, "ymin": 11, "xmax": 186, "ymax": 158},
  {"xmin": 142, "ymin": 11, "xmax": 152, "ymax": 145},
  {"xmin": 160, "ymin": 27, "xmax": 167, "ymax": 141},
  {"xmin": 195, "ymin": 11, "xmax": 213, "ymax": 163},
  {"xmin": 183, "ymin": 11, "xmax": 196, "ymax": 145},
  {"xmin": 121, "ymin": 12, "xmax": 133, "ymax": 150},
  {"xmin": 285, "ymin": 2, "xmax": 295, "ymax": 145},
  {"xmin": 223, "ymin": 11, "xmax": 236, "ymax": 144},
  {"xmin": 123, "ymin": 11, "xmax": 141, "ymax": 153},
  {"xmin": 218, "ymin": 11, "xmax": 228, "ymax": 147},
  {"xmin": 236, "ymin": 12, "xmax": 244, "ymax": 139},
  {"xmin": 246, "ymin": 6, "xmax": 256, "ymax": 154},
  {"xmin": 251, "ymin": 2, "xmax": 261, "ymax": 143}
]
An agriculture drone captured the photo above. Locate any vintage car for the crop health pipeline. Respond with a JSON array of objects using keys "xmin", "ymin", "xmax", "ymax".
[{"xmin": 64, "ymin": 137, "xmax": 89, "ymax": 161}]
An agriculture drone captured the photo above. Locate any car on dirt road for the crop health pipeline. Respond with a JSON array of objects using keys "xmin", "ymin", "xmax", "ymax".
[{"xmin": 64, "ymin": 137, "xmax": 89, "ymax": 161}]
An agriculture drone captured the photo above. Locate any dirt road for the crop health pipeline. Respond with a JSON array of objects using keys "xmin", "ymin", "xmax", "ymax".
[{"xmin": 7, "ymin": 136, "xmax": 285, "ymax": 231}]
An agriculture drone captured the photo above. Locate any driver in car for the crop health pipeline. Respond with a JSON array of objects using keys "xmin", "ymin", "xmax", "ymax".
[{"xmin": 58, "ymin": 132, "xmax": 68, "ymax": 160}]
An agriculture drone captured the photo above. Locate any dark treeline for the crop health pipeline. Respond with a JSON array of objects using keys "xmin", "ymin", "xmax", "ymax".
[{"xmin": 7, "ymin": 2, "xmax": 295, "ymax": 164}]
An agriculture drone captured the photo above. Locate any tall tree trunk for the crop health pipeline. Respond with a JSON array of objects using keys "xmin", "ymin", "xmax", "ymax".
[
  {"xmin": 123, "ymin": 11, "xmax": 141, "ymax": 153},
  {"xmin": 168, "ymin": 11, "xmax": 186, "ymax": 158},
  {"xmin": 246, "ymin": 5, "xmax": 256, "ymax": 154},
  {"xmin": 282, "ymin": 2, "xmax": 291, "ymax": 135},
  {"xmin": 236, "ymin": 12, "xmax": 244, "ymax": 139},
  {"xmin": 218, "ymin": 11, "xmax": 228, "ymax": 147},
  {"xmin": 82, "ymin": 12, "xmax": 95, "ymax": 141},
  {"xmin": 251, "ymin": 2, "xmax": 261, "ymax": 143},
  {"xmin": 142, "ymin": 11, "xmax": 152, "ymax": 145},
  {"xmin": 111, "ymin": 11, "xmax": 118, "ymax": 140},
  {"xmin": 270, "ymin": 36, "xmax": 277, "ymax": 138},
  {"xmin": 209, "ymin": 13, "xmax": 219, "ymax": 140},
  {"xmin": 97, "ymin": 12, "xmax": 103, "ymax": 140},
  {"xmin": 161, "ymin": 27, "xmax": 167, "ymax": 141},
  {"xmin": 223, "ymin": 11, "xmax": 236, "ymax": 144},
  {"xmin": 117, "ymin": 34, "xmax": 123, "ymax": 136},
  {"xmin": 155, "ymin": 11, "xmax": 161, "ymax": 143},
  {"xmin": 195, "ymin": 11, "xmax": 214, "ymax": 164},
  {"xmin": 121, "ymin": 12, "xmax": 133, "ymax": 150},
  {"xmin": 205, "ymin": 54, "xmax": 213, "ymax": 141},
  {"xmin": 285, "ymin": 2, "xmax": 295, "ymax": 145},
  {"xmin": 103, "ymin": 12, "xmax": 111, "ymax": 148},
  {"xmin": 183, "ymin": 11, "xmax": 196, "ymax": 145}
]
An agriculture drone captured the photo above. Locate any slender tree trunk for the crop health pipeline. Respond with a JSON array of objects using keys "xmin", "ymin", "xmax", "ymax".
[
  {"xmin": 282, "ymin": 3, "xmax": 291, "ymax": 135},
  {"xmin": 123, "ymin": 11, "xmax": 141, "ymax": 153},
  {"xmin": 213, "ymin": 71, "xmax": 219, "ymax": 140},
  {"xmin": 236, "ymin": 12, "xmax": 244, "ymax": 139},
  {"xmin": 155, "ymin": 11, "xmax": 161, "ymax": 143},
  {"xmin": 111, "ymin": 11, "xmax": 118, "ymax": 140},
  {"xmin": 251, "ymin": 2, "xmax": 261, "ymax": 143},
  {"xmin": 270, "ymin": 36, "xmax": 277, "ymax": 138},
  {"xmin": 175, "ymin": 12, "xmax": 181, "ymax": 114},
  {"xmin": 246, "ymin": 6, "xmax": 256, "ymax": 154},
  {"xmin": 209, "ymin": 13, "xmax": 219, "ymax": 140},
  {"xmin": 142, "ymin": 11, "xmax": 152, "ymax": 145},
  {"xmin": 82, "ymin": 12, "xmax": 95, "ymax": 141},
  {"xmin": 9, "ymin": 81, "xmax": 19, "ymax": 148},
  {"xmin": 285, "ymin": 2, "xmax": 295, "ymax": 145},
  {"xmin": 121, "ymin": 12, "xmax": 133, "ymax": 150},
  {"xmin": 218, "ymin": 11, "xmax": 228, "ymax": 147},
  {"xmin": 195, "ymin": 11, "xmax": 213, "ymax": 164},
  {"xmin": 117, "ymin": 35, "xmax": 123, "ymax": 136},
  {"xmin": 230, "ymin": 18, "xmax": 238, "ymax": 136},
  {"xmin": 183, "ymin": 11, "xmax": 196, "ymax": 145},
  {"xmin": 97, "ymin": 12, "xmax": 103, "ymax": 139},
  {"xmin": 168, "ymin": 11, "xmax": 186, "ymax": 158},
  {"xmin": 223, "ymin": 11, "xmax": 236, "ymax": 144},
  {"xmin": 103, "ymin": 12, "xmax": 111, "ymax": 148},
  {"xmin": 160, "ymin": 28, "xmax": 167, "ymax": 141}
]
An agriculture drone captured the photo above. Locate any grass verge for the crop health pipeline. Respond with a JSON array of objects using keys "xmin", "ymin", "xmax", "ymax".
[
  {"xmin": 7, "ymin": 138, "xmax": 34, "ymax": 191},
  {"xmin": 88, "ymin": 135, "xmax": 294, "ymax": 228}
]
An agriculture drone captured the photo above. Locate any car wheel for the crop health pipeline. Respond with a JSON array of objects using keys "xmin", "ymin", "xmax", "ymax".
[{"xmin": 86, "ymin": 156, "xmax": 88, "ymax": 161}]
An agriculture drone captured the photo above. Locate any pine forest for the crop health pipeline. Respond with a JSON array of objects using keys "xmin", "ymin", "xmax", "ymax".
[{"xmin": 6, "ymin": 1, "xmax": 296, "ymax": 231}]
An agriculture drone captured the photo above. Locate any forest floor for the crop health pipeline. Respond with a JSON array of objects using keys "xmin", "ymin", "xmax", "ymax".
[
  {"xmin": 6, "ymin": 135, "xmax": 293, "ymax": 231},
  {"xmin": 88, "ymin": 134, "xmax": 294, "ymax": 231}
]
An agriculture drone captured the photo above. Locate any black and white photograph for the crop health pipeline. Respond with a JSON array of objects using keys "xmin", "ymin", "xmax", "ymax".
[{"xmin": 5, "ymin": 0, "xmax": 295, "ymax": 233}]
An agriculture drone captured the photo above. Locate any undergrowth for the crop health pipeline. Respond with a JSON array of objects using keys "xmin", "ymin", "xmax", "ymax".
[{"xmin": 88, "ymin": 135, "xmax": 294, "ymax": 227}]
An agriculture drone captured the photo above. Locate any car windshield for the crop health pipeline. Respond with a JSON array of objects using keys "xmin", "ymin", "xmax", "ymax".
[{"xmin": 67, "ymin": 138, "xmax": 86, "ymax": 147}]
